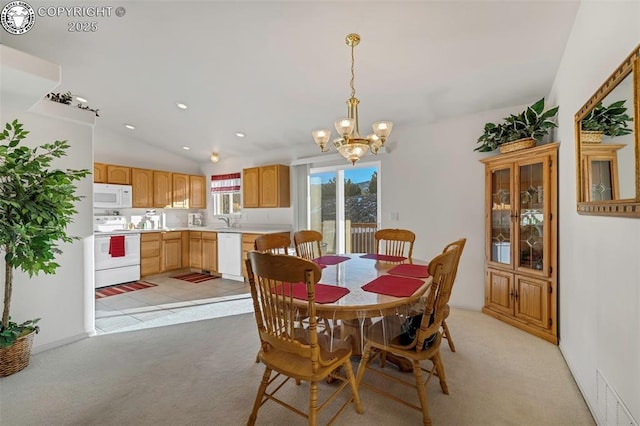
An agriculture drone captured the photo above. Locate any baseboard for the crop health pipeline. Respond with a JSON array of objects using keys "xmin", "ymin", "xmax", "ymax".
[
  {"xmin": 31, "ymin": 331, "xmax": 92, "ymax": 355},
  {"xmin": 559, "ymin": 343, "xmax": 600, "ymax": 424}
]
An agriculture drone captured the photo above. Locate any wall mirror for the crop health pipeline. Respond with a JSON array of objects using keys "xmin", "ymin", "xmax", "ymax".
[{"xmin": 575, "ymin": 44, "xmax": 640, "ymax": 216}]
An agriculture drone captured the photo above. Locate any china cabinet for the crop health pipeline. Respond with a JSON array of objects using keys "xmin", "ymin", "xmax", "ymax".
[{"xmin": 480, "ymin": 143, "xmax": 558, "ymax": 344}]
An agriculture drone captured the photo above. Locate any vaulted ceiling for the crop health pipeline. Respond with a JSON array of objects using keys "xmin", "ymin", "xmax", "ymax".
[{"xmin": 2, "ymin": 1, "xmax": 580, "ymax": 162}]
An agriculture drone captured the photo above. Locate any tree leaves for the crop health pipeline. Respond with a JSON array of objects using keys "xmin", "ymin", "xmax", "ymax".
[{"xmin": 0, "ymin": 120, "xmax": 90, "ymax": 335}]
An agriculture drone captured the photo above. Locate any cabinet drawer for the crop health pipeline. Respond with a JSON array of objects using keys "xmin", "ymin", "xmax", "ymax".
[
  {"xmin": 162, "ymin": 231, "xmax": 182, "ymax": 240},
  {"xmin": 189, "ymin": 231, "xmax": 202, "ymax": 238},
  {"xmin": 202, "ymin": 232, "xmax": 217, "ymax": 241},
  {"xmin": 141, "ymin": 232, "xmax": 160, "ymax": 242},
  {"xmin": 141, "ymin": 257, "xmax": 161, "ymax": 276},
  {"xmin": 141, "ymin": 241, "xmax": 160, "ymax": 258}
]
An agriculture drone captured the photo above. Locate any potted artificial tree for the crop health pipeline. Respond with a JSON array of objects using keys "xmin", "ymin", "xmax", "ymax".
[
  {"xmin": 580, "ymin": 100, "xmax": 633, "ymax": 143},
  {"xmin": 474, "ymin": 98, "xmax": 559, "ymax": 153},
  {"xmin": 0, "ymin": 120, "xmax": 89, "ymax": 376}
]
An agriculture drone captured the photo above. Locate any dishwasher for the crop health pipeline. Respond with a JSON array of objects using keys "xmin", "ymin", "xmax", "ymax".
[{"xmin": 217, "ymin": 233, "xmax": 243, "ymax": 281}]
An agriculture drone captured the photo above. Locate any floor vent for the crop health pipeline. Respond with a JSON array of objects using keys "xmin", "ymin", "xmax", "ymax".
[{"xmin": 596, "ymin": 369, "xmax": 637, "ymax": 425}]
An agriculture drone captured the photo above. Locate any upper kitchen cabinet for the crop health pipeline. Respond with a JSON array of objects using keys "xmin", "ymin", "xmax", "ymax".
[
  {"xmin": 243, "ymin": 167, "xmax": 260, "ymax": 208},
  {"xmin": 243, "ymin": 164, "xmax": 290, "ymax": 208},
  {"xmin": 93, "ymin": 163, "xmax": 107, "ymax": 183},
  {"xmin": 153, "ymin": 171, "xmax": 172, "ymax": 209},
  {"xmin": 106, "ymin": 165, "xmax": 131, "ymax": 185},
  {"xmin": 131, "ymin": 168, "xmax": 154, "ymax": 208},
  {"xmin": 93, "ymin": 163, "xmax": 130, "ymax": 184},
  {"xmin": 172, "ymin": 173, "xmax": 189, "ymax": 208},
  {"xmin": 189, "ymin": 175, "xmax": 206, "ymax": 209}
]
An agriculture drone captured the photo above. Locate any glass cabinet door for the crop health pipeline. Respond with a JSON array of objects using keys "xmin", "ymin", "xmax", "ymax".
[
  {"xmin": 490, "ymin": 167, "xmax": 512, "ymax": 265},
  {"xmin": 518, "ymin": 162, "xmax": 544, "ymax": 271}
]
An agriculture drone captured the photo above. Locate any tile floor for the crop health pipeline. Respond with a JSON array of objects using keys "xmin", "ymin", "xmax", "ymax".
[{"xmin": 95, "ymin": 272, "xmax": 254, "ymax": 334}]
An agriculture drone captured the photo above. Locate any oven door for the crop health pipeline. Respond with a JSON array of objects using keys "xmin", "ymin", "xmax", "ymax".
[{"xmin": 94, "ymin": 233, "xmax": 141, "ymax": 270}]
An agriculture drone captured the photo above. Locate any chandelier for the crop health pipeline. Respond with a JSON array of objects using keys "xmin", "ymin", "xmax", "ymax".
[{"xmin": 312, "ymin": 33, "xmax": 393, "ymax": 165}]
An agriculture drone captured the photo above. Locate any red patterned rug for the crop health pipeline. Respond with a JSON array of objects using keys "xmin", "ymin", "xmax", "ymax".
[
  {"xmin": 95, "ymin": 281, "xmax": 157, "ymax": 299},
  {"xmin": 172, "ymin": 272, "xmax": 219, "ymax": 283}
]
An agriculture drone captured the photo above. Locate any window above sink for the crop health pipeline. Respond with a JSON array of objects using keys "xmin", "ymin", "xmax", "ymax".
[{"xmin": 211, "ymin": 173, "xmax": 241, "ymax": 216}]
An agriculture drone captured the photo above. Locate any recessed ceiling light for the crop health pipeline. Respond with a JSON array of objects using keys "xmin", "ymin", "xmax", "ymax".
[
  {"xmin": 176, "ymin": 102, "xmax": 188, "ymax": 110},
  {"xmin": 235, "ymin": 132, "xmax": 246, "ymax": 138},
  {"xmin": 75, "ymin": 96, "xmax": 88, "ymax": 103},
  {"xmin": 182, "ymin": 146, "xmax": 190, "ymax": 150},
  {"xmin": 124, "ymin": 124, "xmax": 136, "ymax": 130}
]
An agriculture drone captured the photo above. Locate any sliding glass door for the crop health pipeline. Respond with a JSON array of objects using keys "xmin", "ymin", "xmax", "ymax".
[{"xmin": 309, "ymin": 162, "xmax": 380, "ymax": 254}]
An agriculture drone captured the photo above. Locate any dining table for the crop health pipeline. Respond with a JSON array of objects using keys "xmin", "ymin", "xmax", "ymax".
[{"xmin": 290, "ymin": 253, "xmax": 433, "ymax": 372}]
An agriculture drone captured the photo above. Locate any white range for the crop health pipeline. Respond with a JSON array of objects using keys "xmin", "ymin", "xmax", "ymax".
[{"xmin": 93, "ymin": 216, "xmax": 141, "ymax": 288}]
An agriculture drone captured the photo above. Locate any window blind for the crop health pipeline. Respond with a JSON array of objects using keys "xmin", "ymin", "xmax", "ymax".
[{"xmin": 211, "ymin": 173, "xmax": 241, "ymax": 193}]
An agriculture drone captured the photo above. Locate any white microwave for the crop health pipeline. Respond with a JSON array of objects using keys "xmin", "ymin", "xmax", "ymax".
[{"xmin": 94, "ymin": 183, "xmax": 133, "ymax": 209}]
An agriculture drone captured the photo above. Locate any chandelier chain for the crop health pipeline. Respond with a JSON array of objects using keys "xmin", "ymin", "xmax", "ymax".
[{"xmin": 350, "ymin": 43, "xmax": 356, "ymax": 99}]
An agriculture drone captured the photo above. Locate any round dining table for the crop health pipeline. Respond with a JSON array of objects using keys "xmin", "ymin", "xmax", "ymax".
[
  {"xmin": 295, "ymin": 253, "xmax": 433, "ymax": 369},
  {"xmin": 302, "ymin": 253, "xmax": 432, "ymax": 320}
]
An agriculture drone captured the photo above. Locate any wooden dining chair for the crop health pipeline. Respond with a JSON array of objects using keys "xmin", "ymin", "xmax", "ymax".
[
  {"xmin": 355, "ymin": 247, "xmax": 458, "ymax": 426},
  {"xmin": 440, "ymin": 238, "xmax": 466, "ymax": 352},
  {"xmin": 246, "ymin": 251, "xmax": 363, "ymax": 425},
  {"xmin": 374, "ymin": 228, "xmax": 416, "ymax": 258},
  {"xmin": 294, "ymin": 230, "xmax": 323, "ymax": 260},
  {"xmin": 254, "ymin": 233, "xmax": 291, "ymax": 254}
]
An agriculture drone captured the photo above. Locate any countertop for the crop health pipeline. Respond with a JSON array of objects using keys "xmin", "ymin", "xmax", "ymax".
[{"xmin": 94, "ymin": 226, "xmax": 292, "ymax": 235}]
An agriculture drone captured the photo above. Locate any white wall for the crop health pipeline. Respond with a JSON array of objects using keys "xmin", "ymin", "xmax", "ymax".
[
  {"xmin": 548, "ymin": 1, "xmax": 640, "ymax": 422},
  {"xmin": 0, "ymin": 100, "xmax": 95, "ymax": 352},
  {"xmin": 94, "ymin": 127, "xmax": 201, "ymax": 175}
]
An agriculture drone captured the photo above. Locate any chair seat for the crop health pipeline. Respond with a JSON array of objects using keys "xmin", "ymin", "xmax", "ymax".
[
  {"xmin": 365, "ymin": 315, "xmax": 442, "ymax": 362},
  {"xmin": 259, "ymin": 330, "xmax": 352, "ymax": 381}
]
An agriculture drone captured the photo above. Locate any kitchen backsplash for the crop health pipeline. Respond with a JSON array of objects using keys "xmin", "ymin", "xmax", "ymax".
[{"xmin": 95, "ymin": 205, "xmax": 293, "ymax": 230}]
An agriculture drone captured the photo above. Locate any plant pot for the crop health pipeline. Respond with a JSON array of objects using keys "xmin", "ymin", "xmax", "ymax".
[
  {"xmin": 499, "ymin": 137, "xmax": 536, "ymax": 154},
  {"xmin": 0, "ymin": 330, "xmax": 36, "ymax": 377},
  {"xmin": 581, "ymin": 130, "xmax": 603, "ymax": 144}
]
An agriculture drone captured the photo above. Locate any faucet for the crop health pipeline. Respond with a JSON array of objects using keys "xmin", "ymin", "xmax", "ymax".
[{"xmin": 218, "ymin": 217, "xmax": 231, "ymax": 227}]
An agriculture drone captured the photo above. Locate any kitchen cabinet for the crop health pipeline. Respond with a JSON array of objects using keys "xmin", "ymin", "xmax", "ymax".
[
  {"xmin": 242, "ymin": 167, "xmax": 260, "ymax": 208},
  {"xmin": 202, "ymin": 232, "xmax": 218, "ymax": 273},
  {"xmin": 172, "ymin": 173, "xmax": 189, "ymax": 208},
  {"xmin": 162, "ymin": 231, "xmax": 183, "ymax": 271},
  {"xmin": 217, "ymin": 233, "xmax": 243, "ymax": 279},
  {"xmin": 242, "ymin": 164, "xmax": 290, "ymax": 208},
  {"xmin": 132, "ymin": 168, "xmax": 154, "ymax": 208},
  {"xmin": 189, "ymin": 231, "xmax": 218, "ymax": 272},
  {"xmin": 153, "ymin": 171, "xmax": 172, "ymax": 209},
  {"xmin": 480, "ymin": 143, "xmax": 558, "ymax": 344},
  {"xmin": 106, "ymin": 165, "xmax": 131, "ymax": 185},
  {"xmin": 140, "ymin": 232, "xmax": 161, "ymax": 276},
  {"xmin": 93, "ymin": 163, "xmax": 107, "ymax": 183},
  {"xmin": 189, "ymin": 175, "xmax": 206, "ymax": 209},
  {"xmin": 93, "ymin": 163, "xmax": 130, "ymax": 184},
  {"xmin": 189, "ymin": 231, "xmax": 203, "ymax": 269}
]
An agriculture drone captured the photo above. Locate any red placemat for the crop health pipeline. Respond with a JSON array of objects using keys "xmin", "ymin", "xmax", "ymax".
[
  {"xmin": 360, "ymin": 253, "xmax": 407, "ymax": 262},
  {"xmin": 361, "ymin": 275, "xmax": 425, "ymax": 297},
  {"xmin": 313, "ymin": 255, "xmax": 350, "ymax": 266},
  {"xmin": 273, "ymin": 283, "xmax": 350, "ymax": 304},
  {"xmin": 388, "ymin": 264, "xmax": 430, "ymax": 278}
]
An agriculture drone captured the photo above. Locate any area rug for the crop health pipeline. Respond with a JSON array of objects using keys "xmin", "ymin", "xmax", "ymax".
[
  {"xmin": 172, "ymin": 272, "xmax": 219, "ymax": 283},
  {"xmin": 95, "ymin": 281, "xmax": 157, "ymax": 299}
]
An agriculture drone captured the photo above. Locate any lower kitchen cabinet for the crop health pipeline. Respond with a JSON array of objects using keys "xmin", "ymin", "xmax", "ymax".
[
  {"xmin": 140, "ymin": 232, "xmax": 161, "ymax": 276},
  {"xmin": 202, "ymin": 232, "xmax": 218, "ymax": 273},
  {"xmin": 189, "ymin": 231, "xmax": 203, "ymax": 269},
  {"xmin": 162, "ymin": 231, "xmax": 182, "ymax": 271}
]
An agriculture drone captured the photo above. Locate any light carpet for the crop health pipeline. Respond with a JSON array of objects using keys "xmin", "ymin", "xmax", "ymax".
[{"xmin": 0, "ymin": 308, "xmax": 594, "ymax": 425}]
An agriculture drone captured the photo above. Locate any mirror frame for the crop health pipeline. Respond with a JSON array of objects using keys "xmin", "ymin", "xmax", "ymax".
[{"xmin": 575, "ymin": 44, "xmax": 640, "ymax": 216}]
